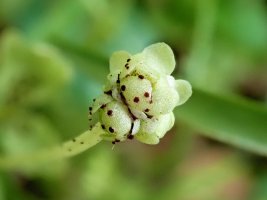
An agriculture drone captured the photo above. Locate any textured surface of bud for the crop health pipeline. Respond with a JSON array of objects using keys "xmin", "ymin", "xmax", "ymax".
[{"xmin": 89, "ymin": 43, "xmax": 192, "ymax": 144}]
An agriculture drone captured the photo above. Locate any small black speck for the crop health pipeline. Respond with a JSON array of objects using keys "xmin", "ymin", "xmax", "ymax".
[
  {"xmin": 100, "ymin": 104, "xmax": 106, "ymax": 109},
  {"xmin": 80, "ymin": 142, "xmax": 84, "ymax": 144},
  {"xmin": 127, "ymin": 58, "xmax": 131, "ymax": 62},
  {"xmin": 127, "ymin": 134, "xmax": 134, "ymax": 140},
  {"xmin": 115, "ymin": 139, "xmax": 120, "ymax": 142},
  {"xmin": 89, "ymin": 107, "xmax": 92, "ymax": 111},
  {"xmin": 109, "ymin": 127, "xmax": 114, "ymax": 133},
  {"xmin": 121, "ymin": 85, "xmax": 126, "ymax": 91},
  {"xmin": 146, "ymin": 114, "xmax": 153, "ymax": 119},
  {"xmin": 144, "ymin": 92, "xmax": 150, "ymax": 98},
  {"xmin": 144, "ymin": 108, "xmax": 149, "ymax": 112},
  {"xmin": 138, "ymin": 75, "xmax": 144, "ymax": 79},
  {"xmin": 72, "ymin": 139, "xmax": 76, "ymax": 142},
  {"xmin": 133, "ymin": 97, "xmax": 139, "ymax": 103},
  {"xmin": 104, "ymin": 90, "xmax": 112, "ymax": 96},
  {"xmin": 93, "ymin": 99, "xmax": 96, "ymax": 102},
  {"xmin": 112, "ymin": 141, "xmax": 116, "ymax": 144},
  {"xmin": 107, "ymin": 110, "xmax": 113, "ymax": 116},
  {"xmin": 101, "ymin": 124, "xmax": 105, "ymax": 129}
]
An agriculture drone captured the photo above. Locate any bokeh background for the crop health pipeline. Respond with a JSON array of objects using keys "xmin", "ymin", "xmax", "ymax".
[{"xmin": 0, "ymin": 0, "xmax": 267, "ymax": 199}]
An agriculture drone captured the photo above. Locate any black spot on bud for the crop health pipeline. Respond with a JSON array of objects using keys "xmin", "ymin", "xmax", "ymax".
[
  {"xmin": 144, "ymin": 92, "xmax": 150, "ymax": 98},
  {"xmin": 104, "ymin": 90, "xmax": 112, "ymax": 96},
  {"xmin": 133, "ymin": 97, "xmax": 139, "ymax": 103},
  {"xmin": 109, "ymin": 127, "xmax": 114, "ymax": 133},
  {"xmin": 80, "ymin": 142, "xmax": 84, "ymax": 144},
  {"xmin": 144, "ymin": 108, "xmax": 149, "ymax": 112},
  {"xmin": 101, "ymin": 124, "xmax": 105, "ymax": 129},
  {"xmin": 145, "ymin": 114, "xmax": 153, "ymax": 119},
  {"xmin": 100, "ymin": 104, "xmax": 106, "ymax": 109},
  {"xmin": 89, "ymin": 107, "xmax": 92, "ymax": 111},
  {"xmin": 138, "ymin": 75, "xmax": 144, "ymax": 79},
  {"xmin": 107, "ymin": 110, "xmax": 113, "ymax": 116},
  {"xmin": 116, "ymin": 74, "xmax": 120, "ymax": 83},
  {"xmin": 112, "ymin": 141, "xmax": 116, "ymax": 144},
  {"xmin": 93, "ymin": 98, "xmax": 96, "ymax": 102},
  {"xmin": 127, "ymin": 134, "xmax": 134, "ymax": 140},
  {"xmin": 125, "ymin": 63, "xmax": 129, "ymax": 69},
  {"xmin": 127, "ymin": 58, "xmax": 131, "ymax": 62},
  {"xmin": 72, "ymin": 139, "xmax": 76, "ymax": 142},
  {"xmin": 121, "ymin": 85, "xmax": 126, "ymax": 91}
]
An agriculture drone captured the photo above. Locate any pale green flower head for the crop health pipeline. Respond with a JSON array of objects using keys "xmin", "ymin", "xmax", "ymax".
[{"xmin": 89, "ymin": 43, "xmax": 192, "ymax": 145}]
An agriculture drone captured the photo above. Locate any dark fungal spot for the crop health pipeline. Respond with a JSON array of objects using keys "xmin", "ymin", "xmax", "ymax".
[
  {"xmin": 112, "ymin": 141, "xmax": 116, "ymax": 144},
  {"xmin": 89, "ymin": 111, "xmax": 92, "ymax": 115},
  {"xmin": 104, "ymin": 90, "xmax": 112, "ymax": 96},
  {"xmin": 127, "ymin": 58, "xmax": 131, "ymax": 62},
  {"xmin": 101, "ymin": 124, "xmax": 105, "ymax": 129},
  {"xmin": 133, "ymin": 97, "xmax": 139, "ymax": 103},
  {"xmin": 121, "ymin": 85, "xmax": 126, "ymax": 91},
  {"xmin": 72, "ymin": 138, "xmax": 76, "ymax": 142},
  {"xmin": 127, "ymin": 134, "xmax": 134, "ymax": 140},
  {"xmin": 129, "ymin": 122, "xmax": 134, "ymax": 134},
  {"xmin": 138, "ymin": 75, "xmax": 144, "ymax": 79},
  {"xmin": 125, "ymin": 63, "xmax": 129, "ymax": 69},
  {"xmin": 116, "ymin": 74, "xmax": 120, "ymax": 83},
  {"xmin": 144, "ymin": 92, "xmax": 150, "ymax": 98},
  {"xmin": 100, "ymin": 104, "xmax": 106, "ymax": 109},
  {"xmin": 115, "ymin": 139, "xmax": 120, "ymax": 142},
  {"xmin": 93, "ymin": 98, "xmax": 96, "ymax": 102},
  {"xmin": 109, "ymin": 127, "xmax": 114, "ymax": 133},
  {"xmin": 80, "ymin": 142, "xmax": 84, "ymax": 144},
  {"xmin": 144, "ymin": 108, "xmax": 149, "ymax": 112},
  {"xmin": 89, "ymin": 107, "xmax": 92, "ymax": 111},
  {"xmin": 107, "ymin": 110, "xmax": 113, "ymax": 116},
  {"xmin": 145, "ymin": 114, "xmax": 153, "ymax": 119}
]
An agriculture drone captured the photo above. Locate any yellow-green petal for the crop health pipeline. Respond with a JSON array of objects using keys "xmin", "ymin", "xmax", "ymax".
[
  {"xmin": 142, "ymin": 43, "xmax": 175, "ymax": 75},
  {"xmin": 175, "ymin": 79, "xmax": 192, "ymax": 106}
]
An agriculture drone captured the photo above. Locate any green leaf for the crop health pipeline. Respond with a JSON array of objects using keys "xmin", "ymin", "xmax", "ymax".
[{"xmin": 175, "ymin": 88, "xmax": 267, "ymax": 156}]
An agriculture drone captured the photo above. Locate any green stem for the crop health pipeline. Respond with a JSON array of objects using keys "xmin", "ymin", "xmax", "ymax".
[{"xmin": 0, "ymin": 124, "xmax": 103, "ymax": 170}]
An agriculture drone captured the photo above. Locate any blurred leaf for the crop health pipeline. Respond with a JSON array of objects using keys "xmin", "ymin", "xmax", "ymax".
[
  {"xmin": 176, "ymin": 88, "xmax": 267, "ymax": 156},
  {"xmin": 156, "ymin": 149, "xmax": 251, "ymax": 200},
  {"xmin": 0, "ymin": 30, "xmax": 73, "ymax": 109},
  {"xmin": 0, "ymin": 175, "xmax": 5, "ymax": 200}
]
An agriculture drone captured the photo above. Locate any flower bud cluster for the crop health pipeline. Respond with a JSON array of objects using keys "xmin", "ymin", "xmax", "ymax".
[{"xmin": 89, "ymin": 43, "xmax": 192, "ymax": 144}]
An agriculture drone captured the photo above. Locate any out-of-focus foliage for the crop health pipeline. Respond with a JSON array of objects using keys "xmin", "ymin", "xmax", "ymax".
[{"xmin": 0, "ymin": 0, "xmax": 266, "ymax": 200}]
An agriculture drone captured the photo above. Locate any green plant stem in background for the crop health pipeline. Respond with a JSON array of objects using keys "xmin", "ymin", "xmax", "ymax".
[
  {"xmin": 176, "ymin": 88, "xmax": 267, "ymax": 156},
  {"xmin": 0, "ymin": 125, "xmax": 103, "ymax": 170}
]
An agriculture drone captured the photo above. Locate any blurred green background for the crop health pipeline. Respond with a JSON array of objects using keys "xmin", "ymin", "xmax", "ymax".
[{"xmin": 0, "ymin": 0, "xmax": 267, "ymax": 199}]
